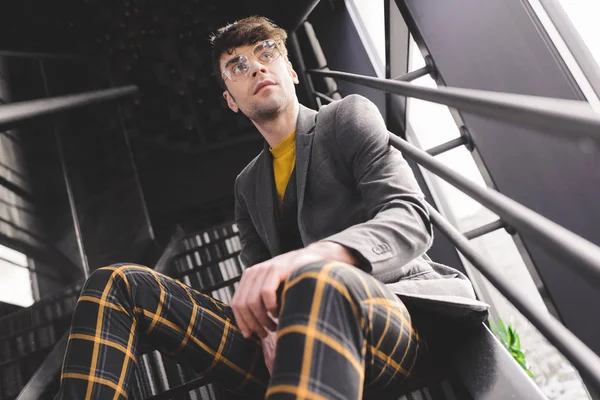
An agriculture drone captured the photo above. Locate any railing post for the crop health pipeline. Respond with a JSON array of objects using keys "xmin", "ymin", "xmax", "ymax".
[
  {"xmin": 426, "ymin": 126, "xmax": 473, "ymax": 156},
  {"xmin": 39, "ymin": 60, "xmax": 90, "ymax": 278},
  {"xmin": 288, "ymin": 31, "xmax": 319, "ymax": 110},
  {"xmin": 393, "ymin": 65, "xmax": 431, "ymax": 82},
  {"xmin": 463, "ymin": 219, "xmax": 509, "ymax": 240}
]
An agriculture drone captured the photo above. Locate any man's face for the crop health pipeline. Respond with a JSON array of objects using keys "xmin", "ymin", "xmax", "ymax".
[{"xmin": 220, "ymin": 40, "xmax": 299, "ymax": 122}]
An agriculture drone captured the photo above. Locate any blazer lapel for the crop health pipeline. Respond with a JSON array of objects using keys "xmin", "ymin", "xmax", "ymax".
[
  {"xmin": 295, "ymin": 104, "xmax": 318, "ymax": 228},
  {"xmin": 255, "ymin": 143, "xmax": 281, "ymax": 256}
]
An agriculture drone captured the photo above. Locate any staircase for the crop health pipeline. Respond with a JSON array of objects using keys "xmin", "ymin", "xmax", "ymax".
[{"xmin": 3, "ymin": 220, "xmax": 548, "ymax": 400}]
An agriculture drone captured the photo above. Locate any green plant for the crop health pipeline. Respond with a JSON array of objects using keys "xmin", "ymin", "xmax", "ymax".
[{"xmin": 490, "ymin": 318, "xmax": 534, "ymax": 378}]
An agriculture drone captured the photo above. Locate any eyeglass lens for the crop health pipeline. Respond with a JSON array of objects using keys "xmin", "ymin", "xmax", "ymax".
[{"xmin": 225, "ymin": 40, "xmax": 280, "ymax": 81}]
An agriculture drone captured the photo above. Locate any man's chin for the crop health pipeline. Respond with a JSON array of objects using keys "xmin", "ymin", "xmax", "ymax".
[{"xmin": 250, "ymin": 99, "xmax": 288, "ymax": 120}]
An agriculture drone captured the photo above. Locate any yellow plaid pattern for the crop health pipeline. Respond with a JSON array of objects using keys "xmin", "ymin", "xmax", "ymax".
[
  {"xmin": 55, "ymin": 261, "xmax": 424, "ymax": 399},
  {"xmin": 55, "ymin": 264, "xmax": 268, "ymax": 400},
  {"xmin": 268, "ymin": 261, "xmax": 423, "ymax": 399}
]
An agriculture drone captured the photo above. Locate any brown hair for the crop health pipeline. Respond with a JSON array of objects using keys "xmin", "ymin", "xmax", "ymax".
[{"xmin": 210, "ymin": 16, "xmax": 288, "ymax": 89}]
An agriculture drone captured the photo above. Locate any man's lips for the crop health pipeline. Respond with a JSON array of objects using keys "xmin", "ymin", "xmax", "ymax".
[{"xmin": 254, "ymin": 80, "xmax": 277, "ymax": 94}]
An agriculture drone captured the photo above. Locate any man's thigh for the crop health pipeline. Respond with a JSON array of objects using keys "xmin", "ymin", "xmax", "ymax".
[
  {"xmin": 276, "ymin": 261, "xmax": 425, "ymax": 397},
  {"xmin": 67, "ymin": 264, "xmax": 270, "ymax": 397}
]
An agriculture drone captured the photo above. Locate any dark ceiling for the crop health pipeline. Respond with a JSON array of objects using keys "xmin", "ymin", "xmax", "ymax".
[{"xmin": 0, "ymin": 0, "xmax": 327, "ymax": 274}]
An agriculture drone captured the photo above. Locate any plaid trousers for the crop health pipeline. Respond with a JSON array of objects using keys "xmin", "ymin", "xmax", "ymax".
[{"xmin": 55, "ymin": 260, "xmax": 425, "ymax": 400}]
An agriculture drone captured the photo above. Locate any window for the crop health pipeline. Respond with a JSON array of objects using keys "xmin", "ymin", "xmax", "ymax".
[
  {"xmin": 406, "ymin": 33, "xmax": 546, "ymax": 314},
  {"xmin": 406, "ymin": 35, "xmax": 590, "ymax": 399},
  {"xmin": 557, "ymin": 0, "xmax": 600, "ymax": 67},
  {"xmin": 0, "ymin": 243, "xmax": 33, "ymax": 307},
  {"xmin": 346, "ymin": 0, "xmax": 386, "ymax": 77}
]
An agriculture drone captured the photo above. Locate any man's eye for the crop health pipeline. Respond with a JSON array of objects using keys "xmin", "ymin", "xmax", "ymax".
[
  {"xmin": 260, "ymin": 51, "xmax": 274, "ymax": 62},
  {"xmin": 232, "ymin": 63, "xmax": 247, "ymax": 74}
]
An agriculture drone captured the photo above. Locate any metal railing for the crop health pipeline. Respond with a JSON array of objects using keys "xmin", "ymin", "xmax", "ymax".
[
  {"xmin": 0, "ymin": 81, "xmax": 139, "ymax": 399},
  {"xmin": 0, "ymin": 85, "xmax": 138, "ymax": 132},
  {"xmin": 307, "ymin": 67, "xmax": 600, "ymax": 391},
  {"xmin": 309, "ymin": 68, "xmax": 600, "ymax": 144}
]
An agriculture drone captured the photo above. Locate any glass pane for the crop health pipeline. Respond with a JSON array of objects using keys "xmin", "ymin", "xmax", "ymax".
[
  {"xmin": 427, "ymin": 147, "xmax": 498, "ymax": 232},
  {"xmin": 0, "ymin": 242, "xmax": 28, "ymax": 267},
  {"xmin": 408, "ymin": 36, "xmax": 461, "ymax": 150},
  {"xmin": 558, "ymin": 0, "xmax": 600, "ymax": 67},
  {"xmin": 0, "ymin": 259, "xmax": 33, "ymax": 307},
  {"xmin": 470, "ymin": 229, "xmax": 546, "ymax": 315},
  {"xmin": 347, "ymin": 0, "xmax": 385, "ymax": 74},
  {"xmin": 407, "ymin": 35, "xmax": 494, "ymax": 231}
]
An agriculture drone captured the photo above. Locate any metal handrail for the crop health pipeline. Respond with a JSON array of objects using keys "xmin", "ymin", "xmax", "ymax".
[
  {"xmin": 0, "ymin": 50, "xmax": 86, "ymax": 60},
  {"xmin": 307, "ymin": 67, "xmax": 600, "ymax": 389},
  {"xmin": 388, "ymin": 134, "xmax": 600, "ymax": 288},
  {"xmin": 0, "ymin": 85, "xmax": 138, "ymax": 132},
  {"xmin": 427, "ymin": 204, "xmax": 600, "ymax": 390},
  {"xmin": 308, "ymin": 68, "xmax": 600, "ymax": 144}
]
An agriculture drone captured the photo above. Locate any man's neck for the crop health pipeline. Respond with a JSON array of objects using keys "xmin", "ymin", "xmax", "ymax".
[{"xmin": 252, "ymin": 100, "xmax": 300, "ymax": 148}]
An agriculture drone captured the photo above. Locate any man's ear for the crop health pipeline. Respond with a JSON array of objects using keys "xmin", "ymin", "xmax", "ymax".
[
  {"xmin": 288, "ymin": 61, "xmax": 299, "ymax": 84},
  {"xmin": 223, "ymin": 90, "xmax": 239, "ymax": 113}
]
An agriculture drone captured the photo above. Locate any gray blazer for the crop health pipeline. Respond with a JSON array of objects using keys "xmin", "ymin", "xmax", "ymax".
[{"xmin": 234, "ymin": 95, "xmax": 489, "ymax": 319}]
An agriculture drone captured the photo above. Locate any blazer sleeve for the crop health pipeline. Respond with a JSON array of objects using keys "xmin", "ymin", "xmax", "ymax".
[
  {"xmin": 322, "ymin": 95, "xmax": 433, "ymax": 281},
  {"xmin": 234, "ymin": 176, "xmax": 271, "ymax": 268}
]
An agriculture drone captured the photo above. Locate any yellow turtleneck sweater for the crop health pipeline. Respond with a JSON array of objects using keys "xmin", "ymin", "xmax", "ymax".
[{"xmin": 269, "ymin": 130, "xmax": 296, "ymax": 212}]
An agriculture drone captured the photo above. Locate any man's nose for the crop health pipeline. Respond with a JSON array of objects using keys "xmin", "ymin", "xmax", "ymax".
[{"xmin": 250, "ymin": 60, "xmax": 268, "ymax": 77}]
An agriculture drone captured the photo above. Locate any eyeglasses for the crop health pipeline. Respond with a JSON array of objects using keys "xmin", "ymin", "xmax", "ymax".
[{"xmin": 221, "ymin": 40, "xmax": 283, "ymax": 82}]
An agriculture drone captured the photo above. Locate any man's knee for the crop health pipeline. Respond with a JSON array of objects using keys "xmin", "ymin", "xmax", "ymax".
[
  {"xmin": 83, "ymin": 263, "xmax": 152, "ymax": 296},
  {"xmin": 282, "ymin": 260, "xmax": 365, "ymax": 307},
  {"xmin": 286, "ymin": 259, "xmax": 366, "ymax": 291}
]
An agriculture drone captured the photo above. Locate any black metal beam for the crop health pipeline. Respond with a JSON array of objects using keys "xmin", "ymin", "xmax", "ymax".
[
  {"xmin": 288, "ymin": 0, "xmax": 321, "ymax": 32},
  {"xmin": 0, "ymin": 174, "xmax": 35, "ymax": 202},
  {"xmin": 308, "ymin": 68, "xmax": 600, "ymax": 144},
  {"xmin": 393, "ymin": 65, "xmax": 430, "ymax": 82},
  {"xmin": 0, "ymin": 85, "xmax": 138, "ymax": 132},
  {"xmin": 427, "ymin": 204, "xmax": 600, "ymax": 392},
  {"xmin": 426, "ymin": 136, "xmax": 468, "ymax": 157},
  {"xmin": 288, "ymin": 31, "xmax": 319, "ymax": 110},
  {"xmin": 384, "ymin": 0, "xmax": 392, "ymax": 129},
  {"xmin": 389, "ymin": 133, "xmax": 600, "ymax": 288},
  {"xmin": 463, "ymin": 219, "xmax": 507, "ymax": 240},
  {"xmin": 0, "ymin": 50, "xmax": 85, "ymax": 60},
  {"xmin": 314, "ymin": 91, "xmax": 335, "ymax": 104},
  {"xmin": 39, "ymin": 61, "xmax": 91, "ymax": 278}
]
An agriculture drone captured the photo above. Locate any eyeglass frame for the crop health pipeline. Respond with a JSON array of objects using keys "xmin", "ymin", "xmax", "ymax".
[{"xmin": 220, "ymin": 39, "xmax": 285, "ymax": 82}]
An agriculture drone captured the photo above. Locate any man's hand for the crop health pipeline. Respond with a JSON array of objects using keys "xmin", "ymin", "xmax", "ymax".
[
  {"xmin": 232, "ymin": 241, "xmax": 358, "ymax": 339},
  {"xmin": 261, "ymin": 329, "xmax": 277, "ymax": 375}
]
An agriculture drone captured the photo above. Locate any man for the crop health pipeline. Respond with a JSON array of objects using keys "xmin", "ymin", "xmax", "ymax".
[{"xmin": 55, "ymin": 16, "xmax": 487, "ymax": 400}]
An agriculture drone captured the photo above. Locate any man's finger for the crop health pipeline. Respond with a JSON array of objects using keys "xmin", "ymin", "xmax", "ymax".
[
  {"xmin": 261, "ymin": 271, "xmax": 281, "ymax": 323},
  {"xmin": 232, "ymin": 267, "xmax": 257, "ymax": 338},
  {"xmin": 236, "ymin": 265, "xmax": 273, "ymax": 338},
  {"xmin": 246, "ymin": 266, "xmax": 275, "ymax": 336},
  {"xmin": 247, "ymin": 297, "xmax": 270, "ymax": 338}
]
